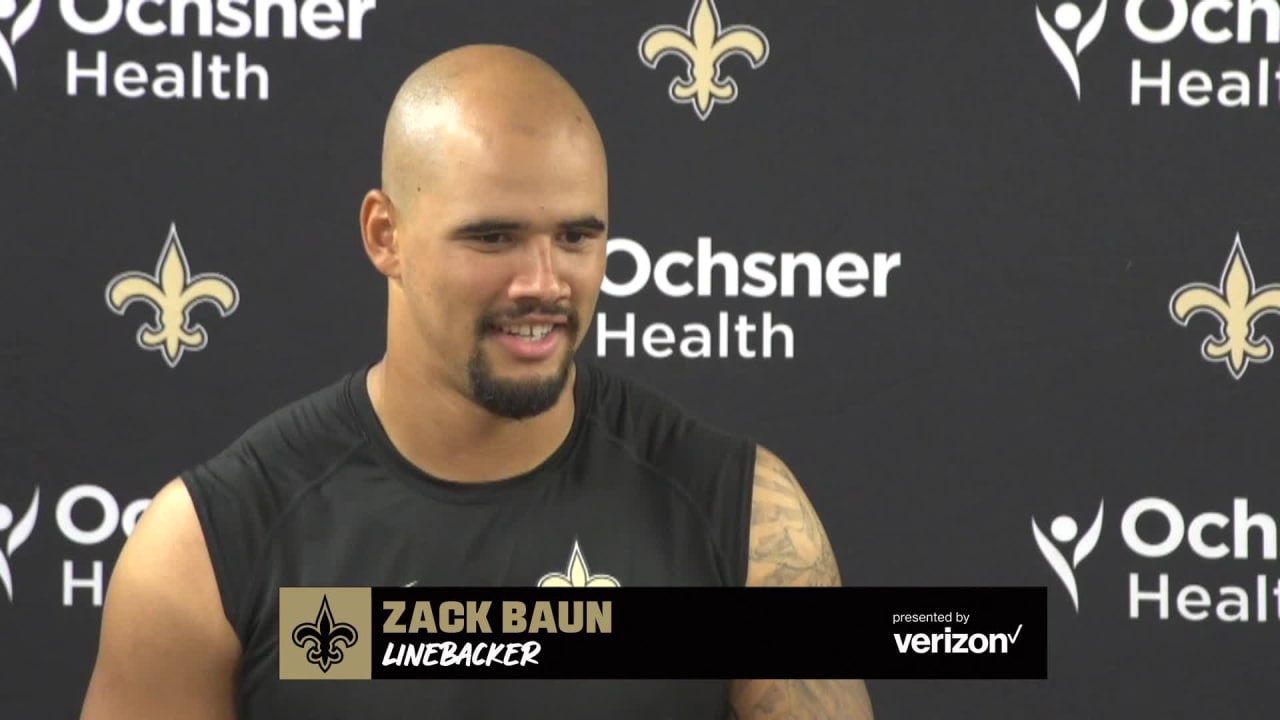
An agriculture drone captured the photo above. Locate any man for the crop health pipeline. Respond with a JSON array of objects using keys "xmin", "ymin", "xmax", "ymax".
[{"xmin": 80, "ymin": 45, "xmax": 874, "ymax": 720}]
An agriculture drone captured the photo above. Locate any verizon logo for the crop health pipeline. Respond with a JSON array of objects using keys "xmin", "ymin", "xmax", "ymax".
[{"xmin": 893, "ymin": 625, "xmax": 1024, "ymax": 655}]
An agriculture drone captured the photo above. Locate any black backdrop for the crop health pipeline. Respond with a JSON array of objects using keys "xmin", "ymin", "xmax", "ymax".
[{"xmin": 4, "ymin": 0, "xmax": 1279, "ymax": 717}]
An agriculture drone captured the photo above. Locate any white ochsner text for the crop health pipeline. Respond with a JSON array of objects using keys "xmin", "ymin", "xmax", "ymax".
[
  {"xmin": 58, "ymin": 0, "xmax": 378, "ymax": 101},
  {"xmin": 1125, "ymin": 498, "xmax": 1280, "ymax": 622},
  {"xmin": 1126, "ymin": 0, "xmax": 1280, "ymax": 107},
  {"xmin": 597, "ymin": 236, "xmax": 901, "ymax": 359}
]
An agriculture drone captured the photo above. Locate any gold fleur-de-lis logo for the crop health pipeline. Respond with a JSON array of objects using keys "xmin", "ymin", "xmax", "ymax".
[
  {"xmin": 1170, "ymin": 233, "xmax": 1280, "ymax": 380},
  {"xmin": 104, "ymin": 223, "xmax": 240, "ymax": 368},
  {"xmin": 291, "ymin": 595, "xmax": 359, "ymax": 673},
  {"xmin": 537, "ymin": 541, "xmax": 621, "ymax": 588},
  {"xmin": 638, "ymin": 0, "xmax": 769, "ymax": 120}
]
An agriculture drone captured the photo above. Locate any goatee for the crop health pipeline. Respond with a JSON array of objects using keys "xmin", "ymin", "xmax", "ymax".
[
  {"xmin": 468, "ymin": 301, "xmax": 580, "ymax": 420},
  {"xmin": 466, "ymin": 349, "xmax": 575, "ymax": 420}
]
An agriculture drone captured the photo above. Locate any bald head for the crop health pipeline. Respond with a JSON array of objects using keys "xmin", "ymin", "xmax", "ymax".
[{"xmin": 380, "ymin": 45, "xmax": 605, "ymax": 214}]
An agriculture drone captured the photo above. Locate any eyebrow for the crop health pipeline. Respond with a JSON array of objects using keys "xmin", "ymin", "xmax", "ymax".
[{"xmin": 451, "ymin": 216, "xmax": 607, "ymax": 236}]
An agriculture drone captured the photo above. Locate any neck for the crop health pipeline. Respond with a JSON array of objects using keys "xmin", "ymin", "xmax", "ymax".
[{"xmin": 365, "ymin": 353, "xmax": 580, "ymax": 483}]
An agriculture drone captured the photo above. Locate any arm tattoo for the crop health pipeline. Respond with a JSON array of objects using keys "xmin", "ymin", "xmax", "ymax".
[
  {"xmin": 730, "ymin": 448, "xmax": 875, "ymax": 719},
  {"xmin": 731, "ymin": 677, "xmax": 872, "ymax": 720},
  {"xmin": 747, "ymin": 448, "xmax": 841, "ymax": 587}
]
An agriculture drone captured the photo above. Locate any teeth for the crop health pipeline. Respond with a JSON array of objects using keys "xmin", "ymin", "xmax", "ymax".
[{"xmin": 501, "ymin": 324, "xmax": 553, "ymax": 340}]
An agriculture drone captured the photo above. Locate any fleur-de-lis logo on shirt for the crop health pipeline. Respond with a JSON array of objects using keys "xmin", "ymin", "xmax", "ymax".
[{"xmin": 537, "ymin": 541, "xmax": 621, "ymax": 588}]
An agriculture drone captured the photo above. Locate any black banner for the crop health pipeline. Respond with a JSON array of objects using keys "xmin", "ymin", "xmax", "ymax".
[{"xmin": 317, "ymin": 587, "xmax": 1050, "ymax": 680}]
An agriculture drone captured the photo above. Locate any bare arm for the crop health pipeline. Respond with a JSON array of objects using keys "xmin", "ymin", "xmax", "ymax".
[
  {"xmin": 728, "ymin": 446, "xmax": 875, "ymax": 720},
  {"xmin": 80, "ymin": 478, "xmax": 241, "ymax": 720}
]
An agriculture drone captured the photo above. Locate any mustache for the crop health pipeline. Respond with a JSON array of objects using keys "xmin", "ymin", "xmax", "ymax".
[{"xmin": 479, "ymin": 301, "xmax": 580, "ymax": 331}]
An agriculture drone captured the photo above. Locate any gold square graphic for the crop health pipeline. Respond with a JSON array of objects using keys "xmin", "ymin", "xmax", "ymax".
[{"xmin": 279, "ymin": 587, "xmax": 372, "ymax": 680}]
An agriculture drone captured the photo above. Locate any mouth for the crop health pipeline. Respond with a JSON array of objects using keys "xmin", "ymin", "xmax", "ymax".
[
  {"xmin": 487, "ymin": 322, "xmax": 560, "ymax": 342},
  {"xmin": 483, "ymin": 316, "xmax": 572, "ymax": 361}
]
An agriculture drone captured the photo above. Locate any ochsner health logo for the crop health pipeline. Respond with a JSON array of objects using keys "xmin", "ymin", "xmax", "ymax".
[
  {"xmin": 4, "ymin": 0, "xmax": 378, "ymax": 101},
  {"xmin": 0, "ymin": 484, "xmax": 151, "ymax": 608},
  {"xmin": 1035, "ymin": 496, "xmax": 1280, "ymax": 623},
  {"xmin": 1032, "ymin": 501, "xmax": 1105, "ymax": 612},
  {"xmin": 0, "ymin": 487, "xmax": 40, "ymax": 603},
  {"xmin": 0, "ymin": 0, "xmax": 40, "ymax": 90},
  {"xmin": 1036, "ymin": 0, "xmax": 1108, "ymax": 99},
  {"xmin": 594, "ymin": 236, "xmax": 902, "ymax": 360},
  {"xmin": 1039, "ymin": 0, "xmax": 1280, "ymax": 107}
]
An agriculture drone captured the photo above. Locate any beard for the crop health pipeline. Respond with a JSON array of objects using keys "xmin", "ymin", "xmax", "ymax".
[{"xmin": 466, "ymin": 301, "xmax": 580, "ymax": 420}]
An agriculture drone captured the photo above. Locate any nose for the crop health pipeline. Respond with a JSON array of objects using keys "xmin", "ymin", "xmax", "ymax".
[{"xmin": 508, "ymin": 236, "xmax": 570, "ymax": 304}]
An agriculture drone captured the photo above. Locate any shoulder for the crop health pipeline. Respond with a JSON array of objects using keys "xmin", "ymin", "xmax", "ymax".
[
  {"xmin": 581, "ymin": 360, "xmax": 756, "ymax": 473},
  {"xmin": 731, "ymin": 452, "xmax": 868, "ymax": 717},
  {"xmin": 172, "ymin": 369, "xmax": 371, "ymax": 634},
  {"xmin": 579, "ymin": 364, "xmax": 842, "ymax": 588},
  {"xmin": 82, "ymin": 475, "xmax": 241, "ymax": 718},
  {"xmin": 745, "ymin": 445, "xmax": 842, "ymax": 587},
  {"xmin": 219, "ymin": 367, "xmax": 367, "ymax": 465},
  {"xmin": 580, "ymin": 362, "xmax": 759, "ymax": 584},
  {"xmin": 180, "ymin": 368, "xmax": 368, "ymax": 507}
]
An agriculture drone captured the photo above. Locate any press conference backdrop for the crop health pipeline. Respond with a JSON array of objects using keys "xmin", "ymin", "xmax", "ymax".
[{"xmin": 3, "ymin": 0, "xmax": 1279, "ymax": 716}]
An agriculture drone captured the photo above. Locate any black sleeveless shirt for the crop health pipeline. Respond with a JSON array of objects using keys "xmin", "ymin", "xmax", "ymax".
[{"xmin": 182, "ymin": 360, "xmax": 757, "ymax": 720}]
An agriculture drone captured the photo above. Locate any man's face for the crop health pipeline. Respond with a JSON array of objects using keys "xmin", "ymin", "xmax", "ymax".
[{"xmin": 396, "ymin": 120, "xmax": 608, "ymax": 419}]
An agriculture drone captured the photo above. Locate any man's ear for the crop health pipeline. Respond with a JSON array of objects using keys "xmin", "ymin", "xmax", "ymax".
[{"xmin": 361, "ymin": 189, "xmax": 401, "ymax": 280}]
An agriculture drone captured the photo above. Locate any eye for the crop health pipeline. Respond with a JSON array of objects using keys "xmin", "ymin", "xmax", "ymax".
[
  {"xmin": 476, "ymin": 233, "xmax": 513, "ymax": 245},
  {"xmin": 562, "ymin": 230, "xmax": 596, "ymax": 245}
]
